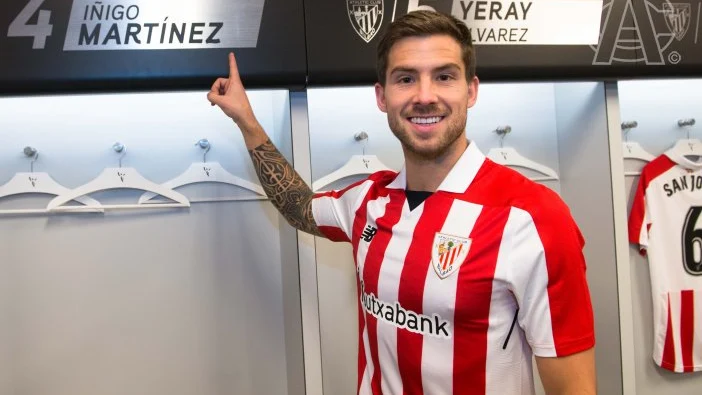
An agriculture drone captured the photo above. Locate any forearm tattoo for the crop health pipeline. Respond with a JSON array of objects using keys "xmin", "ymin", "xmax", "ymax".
[{"xmin": 249, "ymin": 140, "xmax": 323, "ymax": 236}]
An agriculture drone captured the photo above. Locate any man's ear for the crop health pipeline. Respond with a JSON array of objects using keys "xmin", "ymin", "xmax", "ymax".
[
  {"xmin": 375, "ymin": 82, "xmax": 387, "ymax": 113},
  {"xmin": 467, "ymin": 76, "xmax": 480, "ymax": 109}
]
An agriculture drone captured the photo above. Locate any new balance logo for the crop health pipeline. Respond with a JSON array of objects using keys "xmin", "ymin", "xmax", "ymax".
[{"xmin": 361, "ymin": 225, "xmax": 377, "ymax": 242}]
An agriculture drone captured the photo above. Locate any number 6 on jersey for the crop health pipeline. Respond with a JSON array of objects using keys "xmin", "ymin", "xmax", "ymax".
[{"xmin": 682, "ymin": 206, "xmax": 702, "ymax": 275}]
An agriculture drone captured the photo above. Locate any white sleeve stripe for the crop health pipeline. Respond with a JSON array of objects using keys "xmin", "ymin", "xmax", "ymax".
[
  {"xmin": 507, "ymin": 208, "xmax": 556, "ymax": 357},
  {"xmin": 312, "ymin": 180, "xmax": 375, "ymax": 239}
]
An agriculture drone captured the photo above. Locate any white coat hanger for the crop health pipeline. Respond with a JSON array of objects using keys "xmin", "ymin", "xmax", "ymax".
[
  {"xmin": 486, "ymin": 126, "xmax": 559, "ymax": 182},
  {"xmin": 621, "ymin": 121, "xmax": 655, "ymax": 176},
  {"xmin": 138, "ymin": 138, "xmax": 267, "ymax": 204},
  {"xmin": 312, "ymin": 132, "xmax": 393, "ymax": 192},
  {"xmin": 667, "ymin": 118, "xmax": 701, "ymax": 162},
  {"xmin": 47, "ymin": 142, "xmax": 190, "ymax": 211},
  {"xmin": 0, "ymin": 147, "xmax": 102, "ymax": 215}
]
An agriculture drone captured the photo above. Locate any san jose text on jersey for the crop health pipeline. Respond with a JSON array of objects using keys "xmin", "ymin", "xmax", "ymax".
[
  {"xmin": 312, "ymin": 143, "xmax": 595, "ymax": 395},
  {"xmin": 629, "ymin": 149, "xmax": 702, "ymax": 373}
]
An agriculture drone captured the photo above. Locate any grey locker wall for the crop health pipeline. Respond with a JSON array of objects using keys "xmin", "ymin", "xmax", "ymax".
[
  {"xmin": 0, "ymin": 90, "xmax": 304, "ymax": 395},
  {"xmin": 553, "ymin": 82, "xmax": 623, "ymax": 395},
  {"xmin": 0, "ymin": 231, "xmax": 8, "ymax": 395},
  {"xmin": 617, "ymin": 79, "xmax": 702, "ymax": 395},
  {"xmin": 307, "ymin": 82, "xmax": 619, "ymax": 395}
]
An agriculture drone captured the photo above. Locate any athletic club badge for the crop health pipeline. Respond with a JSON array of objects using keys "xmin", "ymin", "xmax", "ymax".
[
  {"xmin": 347, "ymin": 0, "xmax": 384, "ymax": 43},
  {"xmin": 432, "ymin": 233, "xmax": 471, "ymax": 279},
  {"xmin": 663, "ymin": 3, "xmax": 691, "ymax": 42}
]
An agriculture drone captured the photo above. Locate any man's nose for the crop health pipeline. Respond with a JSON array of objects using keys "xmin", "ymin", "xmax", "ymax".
[{"xmin": 413, "ymin": 78, "xmax": 438, "ymax": 104}]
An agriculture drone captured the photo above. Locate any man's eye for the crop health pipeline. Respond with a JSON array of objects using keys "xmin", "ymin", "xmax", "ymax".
[
  {"xmin": 397, "ymin": 76, "xmax": 413, "ymax": 84},
  {"xmin": 438, "ymin": 74, "xmax": 454, "ymax": 81}
]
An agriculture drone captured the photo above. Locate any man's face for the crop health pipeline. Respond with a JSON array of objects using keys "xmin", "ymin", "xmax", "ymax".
[{"xmin": 375, "ymin": 34, "xmax": 479, "ymax": 161}]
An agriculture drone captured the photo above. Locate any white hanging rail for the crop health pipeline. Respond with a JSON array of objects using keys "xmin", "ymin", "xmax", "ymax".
[
  {"xmin": 667, "ymin": 118, "xmax": 701, "ymax": 162},
  {"xmin": 486, "ymin": 126, "xmax": 559, "ymax": 182},
  {"xmin": 312, "ymin": 132, "xmax": 393, "ymax": 192},
  {"xmin": 139, "ymin": 138, "xmax": 267, "ymax": 204},
  {"xmin": 621, "ymin": 120, "xmax": 655, "ymax": 177},
  {"xmin": 47, "ymin": 142, "xmax": 190, "ymax": 211},
  {"xmin": 0, "ymin": 147, "xmax": 102, "ymax": 215}
]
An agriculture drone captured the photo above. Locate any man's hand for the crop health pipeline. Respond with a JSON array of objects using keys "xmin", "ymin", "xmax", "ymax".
[
  {"xmin": 207, "ymin": 52, "xmax": 267, "ymax": 150},
  {"xmin": 204, "ymin": 53, "xmax": 322, "ymax": 236},
  {"xmin": 207, "ymin": 52, "xmax": 256, "ymax": 128}
]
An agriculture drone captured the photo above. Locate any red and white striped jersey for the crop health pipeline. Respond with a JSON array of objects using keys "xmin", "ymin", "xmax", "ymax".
[
  {"xmin": 313, "ymin": 143, "xmax": 595, "ymax": 394},
  {"xmin": 629, "ymin": 149, "xmax": 702, "ymax": 373}
]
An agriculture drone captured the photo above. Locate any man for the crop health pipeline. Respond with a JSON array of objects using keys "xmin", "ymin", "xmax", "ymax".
[{"xmin": 207, "ymin": 10, "xmax": 595, "ymax": 395}]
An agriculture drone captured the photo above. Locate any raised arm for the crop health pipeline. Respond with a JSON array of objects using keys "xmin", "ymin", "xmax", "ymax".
[{"xmin": 207, "ymin": 53, "xmax": 323, "ymax": 237}]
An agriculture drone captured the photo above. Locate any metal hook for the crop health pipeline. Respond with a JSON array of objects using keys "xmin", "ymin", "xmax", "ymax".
[
  {"xmin": 621, "ymin": 120, "xmax": 638, "ymax": 130},
  {"xmin": 494, "ymin": 126, "xmax": 512, "ymax": 148},
  {"xmin": 112, "ymin": 142, "xmax": 126, "ymax": 168},
  {"xmin": 678, "ymin": 119, "xmax": 696, "ymax": 140},
  {"xmin": 621, "ymin": 121, "xmax": 638, "ymax": 142},
  {"xmin": 678, "ymin": 118, "xmax": 696, "ymax": 127},
  {"xmin": 354, "ymin": 131, "xmax": 369, "ymax": 157},
  {"xmin": 23, "ymin": 146, "xmax": 38, "ymax": 172},
  {"xmin": 195, "ymin": 138, "xmax": 211, "ymax": 162}
]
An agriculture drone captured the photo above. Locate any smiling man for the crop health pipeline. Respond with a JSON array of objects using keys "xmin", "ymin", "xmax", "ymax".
[
  {"xmin": 374, "ymin": 31, "xmax": 477, "ymax": 192},
  {"xmin": 208, "ymin": 10, "xmax": 596, "ymax": 395}
]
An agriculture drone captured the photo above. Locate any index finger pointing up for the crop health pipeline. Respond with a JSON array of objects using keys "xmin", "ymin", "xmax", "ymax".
[{"xmin": 228, "ymin": 52, "xmax": 240, "ymax": 80}]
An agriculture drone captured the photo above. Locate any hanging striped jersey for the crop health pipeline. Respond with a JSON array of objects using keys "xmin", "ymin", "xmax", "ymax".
[
  {"xmin": 312, "ymin": 142, "xmax": 595, "ymax": 395},
  {"xmin": 629, "ymin": 149, "xmax": 702, "ymax": 373}
]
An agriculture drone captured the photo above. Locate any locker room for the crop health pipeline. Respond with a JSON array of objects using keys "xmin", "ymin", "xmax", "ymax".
[
  {"xmin": 2, "ymin": 79, "xmax": 701, "ymax": 394},
  {"xmin": 2, "ymin": 0, "xmax": 702, "ymax": 394}
]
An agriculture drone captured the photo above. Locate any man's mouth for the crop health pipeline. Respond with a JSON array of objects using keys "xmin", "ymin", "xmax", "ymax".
[{"xmin": 408, "ymin": 116, "xmax": 444, "ymax": 125}]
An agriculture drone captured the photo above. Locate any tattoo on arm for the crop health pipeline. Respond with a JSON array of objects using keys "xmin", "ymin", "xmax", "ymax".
[{"xmin": 249, "ymin": 140, "xmax": 324, "ymax": 236}]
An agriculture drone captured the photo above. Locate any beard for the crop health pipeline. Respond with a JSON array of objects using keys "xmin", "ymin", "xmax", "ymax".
[{"xmin": 388, "ymin": 103, "xmax": 467, "ymax": 161}]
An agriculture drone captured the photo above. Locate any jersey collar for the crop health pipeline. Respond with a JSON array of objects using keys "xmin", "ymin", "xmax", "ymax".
[
  {"xmin": 386, "ymin": 141, "xmax": 486, "ymax": 193},
  {"xmin": 665, "ymin": 148, "xmax": 702, "ymax": 171}
]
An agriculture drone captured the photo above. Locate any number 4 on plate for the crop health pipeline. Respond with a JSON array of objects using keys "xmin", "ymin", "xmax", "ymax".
[{"xmin": 8, "ymin": 0, "xmax": 53, "ymax": 49}]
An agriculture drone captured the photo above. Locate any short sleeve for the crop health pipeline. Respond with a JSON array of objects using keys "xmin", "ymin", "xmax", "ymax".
[
  {"xmin": 311, "ymin": 179, "xmax": 374, "ymax": 243},
  {"xmin": 628, "ymin": 173, "xmax": 650, "ymax": 252},
  {"xmin": 628, "ymin": 154, "xmax": 677, "ymax": 254},
  {"xmin": 508, "ymin": 201, "xmax": 595, "ymax": 358}
]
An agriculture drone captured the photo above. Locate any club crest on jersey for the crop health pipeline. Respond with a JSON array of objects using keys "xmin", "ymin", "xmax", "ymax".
[
  {"xmin": 432, "ymin": 233, "xmax": 471, "ymax": 279},
  {"xmin": 347, "ymin": 0, "xmax": 384, "ymax": 43},
  {"xmin": 663, "ymin": 3, "xmax": 691, "ymax": 41}
]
